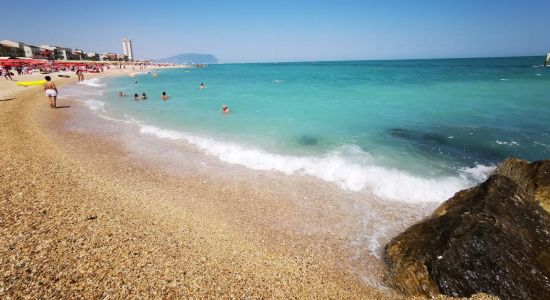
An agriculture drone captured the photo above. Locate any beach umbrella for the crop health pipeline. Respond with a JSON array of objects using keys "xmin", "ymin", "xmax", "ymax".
[
  {"xmin": 0, "ymin": 59, "xmax": 26, "ymax": 67},
  {"xmin": 0, "ymin": 58, "xmax": 48, "ymax": 66},
  {"xmin": 25, "ymin": 59, "xmax": 48, "ymax": 66}
]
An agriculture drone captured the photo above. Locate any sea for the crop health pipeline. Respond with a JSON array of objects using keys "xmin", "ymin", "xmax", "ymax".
[
  {"xmin": 58, "ymin": 57, "xmax": 550, "ymax": 279},
  {"xmin": 62, "ymin": 57, "xmax": 549, "ymax": 202}
]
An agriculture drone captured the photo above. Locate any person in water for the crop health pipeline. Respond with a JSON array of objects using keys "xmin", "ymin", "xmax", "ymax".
[
  {"xmin": 76, "ymin": 69, "xmax": 84, "ymax": 82},
  {"xmin": 161, "ymin": 91, "xmax": 169, "ymax": 100},
  {"xmin": 134, "ymin": 93, "xmax": 139, "ymax": 101},
  {"xmin": 141, "ymin": 92, "xmax": 148, "ymax": 100},
  {"xmin": 43, "ymin": 76, "xmax": 58, "ymax": 108},
  {"xmin": 118, "ymin": 91, "xmax": 126, "ymax": 97},
  {"xmin": 221, "ymin": 104, "xmax": 230, "ymax": 113},
  {"xmin": 199, "ymin": 82, "xmax": 205, "ymax": 89}
]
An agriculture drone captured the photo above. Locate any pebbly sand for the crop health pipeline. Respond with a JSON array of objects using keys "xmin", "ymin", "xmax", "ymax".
[{"xmin": 0, "ymin": 71, "xmax": 493, "ymax": 299}]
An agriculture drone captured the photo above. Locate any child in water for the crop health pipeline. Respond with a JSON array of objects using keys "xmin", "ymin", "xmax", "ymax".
[
  {"xmin": 161, "ymin": 91, "xmax": 169, "ymax": 100},
  {"xmin": 141, "ymin": 92, "xmax": 147, "ymax": 100}
]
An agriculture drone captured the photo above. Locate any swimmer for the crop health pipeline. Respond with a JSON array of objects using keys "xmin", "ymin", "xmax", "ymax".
[
  {"xmin": 161, "ymin": 91, "xmax": 169, "ymax": 100},
  {"xmin": 221, "ymin": 104, "xmax": 230, "ymax": 113},
  {"xmin": 134, "ymin": 93, "xmax": 139, "ymax": 101},
  {"xmin": 141, "ymin": 92, "xmax": 148, "ymax": 100},
  {"xmin": 118, "ymin": 91, "xmax": 126, "ymax": 97},
  {"xmin": 199, "ymin": 82, "xmax": 205, "ymax": 89}
]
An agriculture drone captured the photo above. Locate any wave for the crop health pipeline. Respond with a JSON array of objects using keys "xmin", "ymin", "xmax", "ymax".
[
  {"xmin": 496, "ymin": 140, "xmax": 519, "ymax": 146},
  {"xmin": 138, "ymin": 124, "xmax": 493, "ymax": 203},
  {"xmin": 83, "ymin": 99, "xmax": 106, "ymax": 113},
  {"xmin": 77, "ymin": 78, "xmax": 106, "ymax": 87}
]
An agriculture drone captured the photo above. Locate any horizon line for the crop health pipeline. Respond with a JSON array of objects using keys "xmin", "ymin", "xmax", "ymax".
[{"xmin": 152, "ymin": 54, "xmax": 545, "ymax": 65}]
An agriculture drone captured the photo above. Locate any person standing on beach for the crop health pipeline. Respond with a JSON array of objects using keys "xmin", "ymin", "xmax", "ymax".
[
  {"xmin": 43, "ymin": 76, "xmax": 58, "ymax": 108},
  {"xmin": 3, "ymin": 66, "xmax": 14, "ymax": 80}
]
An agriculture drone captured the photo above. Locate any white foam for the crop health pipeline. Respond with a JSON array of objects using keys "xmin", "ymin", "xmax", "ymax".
[
  {"xmin": 77, "ymin": 78, "xmax": 105, "ymax": 87},
  {"xmin": 458, "ymin": 164, "xmax": 495, "ymax": 183},
  {"xmin": 496, "ymin": 140, "xmax": 519, "ymax": 146},
  {"xmin": 138, "ymin": 124, "xmax": 489, "ymax": 203},
  {"xmin": 83, "ymin": 99, "xmax": 106, "ymax": 113}
]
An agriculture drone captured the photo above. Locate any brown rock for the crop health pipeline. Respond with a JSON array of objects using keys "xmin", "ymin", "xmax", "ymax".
[{"xmin": 384, "ymin": 158, "xmax": 550, "ymax": 300}]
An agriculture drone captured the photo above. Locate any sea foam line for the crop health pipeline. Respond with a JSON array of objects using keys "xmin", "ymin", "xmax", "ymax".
[
  {"xmin": 138, "ymin": 124, "xmax": 493, "ymax": 203},
  {"xmin": 77, "ymin": 78, "xmax": 106, "ymax": 87}
]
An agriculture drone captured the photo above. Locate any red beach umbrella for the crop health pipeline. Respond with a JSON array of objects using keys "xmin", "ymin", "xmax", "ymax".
[
  {"xmin": 0, "ymin": 59, "xmax": 25, "ymax": 66},
  {"xmin": 0, "ymin": 59, "xmax": 48, "ymax": 67},
  {"xmin": 28, "ymin": 60, "xmax": 48, "ymax": 66}
]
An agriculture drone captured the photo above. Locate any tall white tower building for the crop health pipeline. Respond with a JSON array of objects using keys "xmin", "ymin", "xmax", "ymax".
[{"xmin": 122, "ymin": 38, "xmax": 134, "ymax": 61}]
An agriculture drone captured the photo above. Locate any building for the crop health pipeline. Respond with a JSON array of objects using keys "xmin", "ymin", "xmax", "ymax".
[
  {"xmin": 54, "ymin": 46, "xmax": 72, "ymax": 61},
  {"xmin": 86, "ymin": 52, "xmax": 100, "ymax": 61},
  {"xmin": 71, "ymin": 49, "xmax": 84, "ymax": 60},
  {"xmin": 38, "ymin": 45, "xmax": 57, "ymax": 59},
  {"xmin": 0, "ymin": 40, "xmax": 24, "ymax": 57},
  {"xmin": 104, "ymin": 52, "xmax": 119, "ymax": 61},
  {"xmin": 22, "ymin": 44, "xmax": 40, "ymax": 58},
  {"xmin": 122, "ymin": 38, "xmax": 134, "ymax": 61}
]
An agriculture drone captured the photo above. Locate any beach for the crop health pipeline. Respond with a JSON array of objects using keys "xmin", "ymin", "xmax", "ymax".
[
  {"xmin": 0, "ymin": 60, "xmax": 544, "ymax": 299},
  {"xmin": 0, "ymin": 71, "xmax": 398, "ymax": 298}
]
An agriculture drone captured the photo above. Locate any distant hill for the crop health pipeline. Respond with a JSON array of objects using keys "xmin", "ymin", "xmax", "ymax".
[{"xmin": 157, "ymin": 53, "xmax": 218, "ymax": 64}]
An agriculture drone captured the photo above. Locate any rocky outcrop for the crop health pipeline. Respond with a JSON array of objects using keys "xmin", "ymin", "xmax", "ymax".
[{"xmin": 384, "ymin": 158, "xmax": 550, "ymax": 300}]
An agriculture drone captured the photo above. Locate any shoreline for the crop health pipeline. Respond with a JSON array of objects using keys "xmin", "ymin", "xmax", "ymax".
[{"xmin": 1, "ymin": 70, "xmax": 398, "ymax": 297}]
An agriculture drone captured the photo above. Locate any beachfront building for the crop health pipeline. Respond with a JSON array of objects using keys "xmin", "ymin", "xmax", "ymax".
[
  {"xmin": 0, "ymin": 40, "xmax": 25, "ymax": 57},
  {"xmin": 22, "ymin": 44, "xmax": 41, "ymax": 58},
  {"xmin": 0, "ymin": 40, "xmax": 40, "ymax": 58},
  {"xmin": 104, "ymin": 52, "xmax": 118, "ymax": 61},
  {"xmin": 38, "ymin": 45, "xmax": 58, "ymax": 60},
  {"xmin": 71, "ymin": 49, "xmax": 84, "ymax": 60},
  {"xmin": 86, "ymin": 52, "xmax": 100, "ymax": 61},
  {"xmin": 55, "ymin": 47, "xmax": 71, "ymax": 60},
  {"xmin": 122, "ymin": 38, "xmax": 134, "ymax": 61}
]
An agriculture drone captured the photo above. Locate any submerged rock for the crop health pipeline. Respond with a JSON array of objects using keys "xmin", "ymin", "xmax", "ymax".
[
  {"xmin": 297, "ymin": 135, "xmax": 319, "ymax": 146},
  {"xmin": 384, "ymin": 158, "xmax": 550, "ymax": 299}
]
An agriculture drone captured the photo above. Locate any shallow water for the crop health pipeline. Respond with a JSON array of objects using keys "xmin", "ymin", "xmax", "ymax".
[{"xmin": 63, "ymin": 57, "xmax": 550, "ymax": 203}]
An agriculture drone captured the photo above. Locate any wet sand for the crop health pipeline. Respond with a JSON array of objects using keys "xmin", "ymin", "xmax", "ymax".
[{"xmin": 0, "ymin": 72, "xmax": 401, "ymax": 298}]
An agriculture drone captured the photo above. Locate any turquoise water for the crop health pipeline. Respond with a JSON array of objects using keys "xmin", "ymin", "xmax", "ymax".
[{"xmin": 67, "ymin": 57, "xmax": 550, "ymax": 202}]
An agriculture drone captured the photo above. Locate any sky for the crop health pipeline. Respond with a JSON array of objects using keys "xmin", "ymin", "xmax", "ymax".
[{"xmin": 2, "ymin": 0, "xmax": 550, "ymax": 63}]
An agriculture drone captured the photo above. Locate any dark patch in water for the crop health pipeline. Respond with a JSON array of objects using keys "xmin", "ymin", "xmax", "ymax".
[
  {"xmin": 389, "ymin": 128, "xmax": 448, "ymax": 145},
  {"xmin": 388, "ymin": 127, "xmax": 512, "ymax": 165},
  {"xmin": 297, "ymin": 135, "xmax": 319, "ymax": 146}
]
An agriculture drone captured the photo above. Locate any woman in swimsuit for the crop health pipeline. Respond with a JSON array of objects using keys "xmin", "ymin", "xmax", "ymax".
[{"xmin": 43, "ymin": 76, "xmax": 58, "ymax": 108}]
